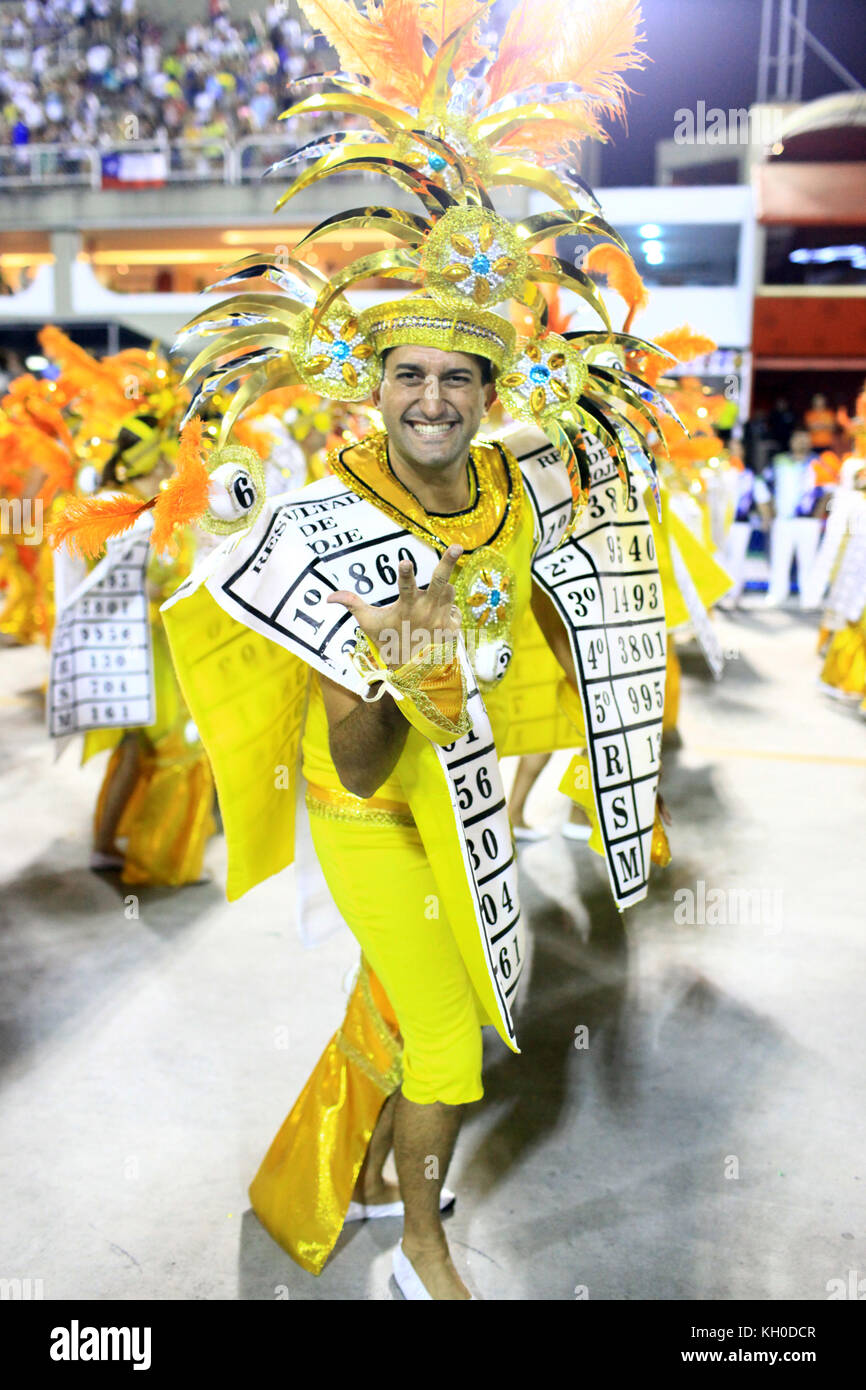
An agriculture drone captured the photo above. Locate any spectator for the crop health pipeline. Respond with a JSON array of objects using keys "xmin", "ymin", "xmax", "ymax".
[
  {"xmin": 756, "ymin": 429, "xmax": 825, "ymax": 607},
  {"xmin": 767, "ymin": 395, "xmax": 796, "ymax": 453},
  {"xmin": 249, "ymin": 80, "xmax": 275, "ymax": 130},
  {"xmin": 804, "ymin": 393, "xmax": 837, "ymax": 450}
]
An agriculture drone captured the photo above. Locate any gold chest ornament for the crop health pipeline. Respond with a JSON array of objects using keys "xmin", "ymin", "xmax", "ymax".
[{"xmin": 453, "ymin": 545, "xmax": 516, "ymax": 691}]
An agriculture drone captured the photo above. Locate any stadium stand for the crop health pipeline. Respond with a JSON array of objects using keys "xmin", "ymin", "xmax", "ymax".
[{"xmin": 0, "ymin": 0, "xmax": 332, "ymax": 184}]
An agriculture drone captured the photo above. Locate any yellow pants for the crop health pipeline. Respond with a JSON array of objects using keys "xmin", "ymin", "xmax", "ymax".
[{"xmin": 307, "ymin": 806, "xmax": 485, "ymax": 1106}]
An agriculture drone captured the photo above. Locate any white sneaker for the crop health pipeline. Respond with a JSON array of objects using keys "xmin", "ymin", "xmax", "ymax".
[{"xmin": 345, "ymin": 1186, "xmax": 455, "ymax": 1224}]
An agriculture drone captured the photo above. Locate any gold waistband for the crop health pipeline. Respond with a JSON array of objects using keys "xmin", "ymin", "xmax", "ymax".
[{"xmin": 305, "ymin": 783, "xmax": 415, "ymax": 827}]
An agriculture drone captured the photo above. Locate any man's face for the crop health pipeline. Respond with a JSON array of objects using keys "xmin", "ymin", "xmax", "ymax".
[{"xmin": 373, "ymin": 345, "xmax": 495, "ymax": 470}]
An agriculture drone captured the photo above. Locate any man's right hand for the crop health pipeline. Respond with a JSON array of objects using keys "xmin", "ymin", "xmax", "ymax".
[{"xmin": 327, "ymin": 544, "xmax": 464, "ymax": 669}]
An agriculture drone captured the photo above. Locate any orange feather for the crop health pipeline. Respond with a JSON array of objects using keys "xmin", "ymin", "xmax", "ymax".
[
  {"xmin": 150, "ymin": 421, "xmax": 211, "ymax": 554},
  {"xmin": 297, "ymin": 0, "xmax": 427, "ymax": 105},
  {"xmin": 498, "ymin": 109, "xmax": 599, "ymax": 157},
  {"xmin": 297, "ymin": 0, "xmax": 381, "ymax": 75},
  {"xmin": 487, "ymin": 0, "xmax": 647, "ymax": 127},
  {"xmin": 35, "ymin": 458, "xmax": 76, "ymax": 507},
  {"xmin": 641, "ymin": 326, "xmax": 717, "ymax": 387},
  {"xmin": 418, "ymin": 0, "xmax": 490, "ymax": 73},
  {"xmin": 419, "ymin": 0, "xmax": 481, "ymax": 44},
  {"xmin": 652, "ymin": 327, "xmax": 716, "ymax": 363},
  {"xmin": 585, "ymin": 243, "xmax": 649, "ymax": 330},
  {"xmin": 665, "ymin": 431, "xmax": 722, "ymax": 462},
  {"xmin": 369, "ymin": 0, "xmax": 428, "ymax": 102},
  {"xmin": 49, "ymin": 493, "xmax": 155, "ymax": 560}
]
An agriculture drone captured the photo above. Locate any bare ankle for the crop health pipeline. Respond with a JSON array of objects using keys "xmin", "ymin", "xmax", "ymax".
[{"xmin": 402, "ymin": 1228, "xmax": 448, "ymax": 1259}]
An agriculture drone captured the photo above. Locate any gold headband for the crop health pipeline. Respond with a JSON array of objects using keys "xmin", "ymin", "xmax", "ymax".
[{"xmin": 358, "ymin": 296, "xmax": 515, "ymax": 372}]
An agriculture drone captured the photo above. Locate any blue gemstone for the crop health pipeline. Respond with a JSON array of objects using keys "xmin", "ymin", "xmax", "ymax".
[
  {"xmin": 331, "ymin": 340, "xmax": 350, "ymax": 361},
  {"xmin": 490, "ymin": 589, "xmax": 501, "ymax": 606},
  {"xmin": 471, "ymin": 253, "xmax": 491, "ymax": 275},
  {"xmin": 428, "ymin": 153, "xmax": 447, "ymax": 171},
  {"xmin": 529, "ymin": 364, "xmax": 551, "ymax": 384}
]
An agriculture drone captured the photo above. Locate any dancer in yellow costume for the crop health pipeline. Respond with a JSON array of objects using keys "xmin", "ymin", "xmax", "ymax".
[
  {"xmin": 55, "ymin": 0, "xmax": 695, "ymax": 1300},
  {"xmin": 47, "ymin": 337, "xmax": 217, "ymax": 886}
]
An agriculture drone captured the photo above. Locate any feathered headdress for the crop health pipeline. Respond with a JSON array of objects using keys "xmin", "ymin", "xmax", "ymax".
[
  {"xmin": 38, "ymin": 327, "xmax": 190, "ymax": 477},
  {"xmin": 66, "ymin": 0, "xmax": 677, "ymax": 560},
  {"xmin": 0, "ymin": 374, "xmax": 77, "ymax": 506}
]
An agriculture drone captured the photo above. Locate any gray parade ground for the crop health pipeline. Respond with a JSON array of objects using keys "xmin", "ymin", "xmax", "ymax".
[{"xmin": 1, "ymin": 601, "xmax": 863, "ymax": 1301}]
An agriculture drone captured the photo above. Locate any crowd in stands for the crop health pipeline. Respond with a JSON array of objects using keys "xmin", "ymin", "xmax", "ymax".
[{"xmin": 0, "ymin": 0, "xmax": 330, "ymax": 159}]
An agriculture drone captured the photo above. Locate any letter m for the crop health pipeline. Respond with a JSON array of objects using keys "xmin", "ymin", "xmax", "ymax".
[
  {"xmin": 0, "ymin": 1279, "xmax": 23, "ymax": 1299},
  {"xmin": 616, "ymin": 845, "xmax": 640, "ymax": 884},
  {"xmin": 103, "ymin": 1328, "xmax": 129, "ymax": 1359},
  {"xmin": 728, "ymin": 889, "xmax": 761, "ymax": 925}
]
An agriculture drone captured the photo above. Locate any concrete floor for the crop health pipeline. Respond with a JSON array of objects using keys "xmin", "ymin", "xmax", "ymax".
[{"xmin": 1, "ymin": 602, "xmax": 864, "ymax": 1301}]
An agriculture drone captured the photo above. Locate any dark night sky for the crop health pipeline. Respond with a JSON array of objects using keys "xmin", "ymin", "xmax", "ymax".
[{"xmin": 598, "ymin": 0, "xmax": 866, "ymax": 185}]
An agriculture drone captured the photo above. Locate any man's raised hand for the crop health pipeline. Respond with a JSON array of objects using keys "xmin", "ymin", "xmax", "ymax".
[{"xmin": 327, "ymin": 544, "xmax": 464, "ymax": 669}]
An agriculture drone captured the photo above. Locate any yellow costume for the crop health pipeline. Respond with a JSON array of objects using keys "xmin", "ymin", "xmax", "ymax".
[
  {"xmin": 158, "ymin": 420, "xmax": 668, "ymax": 1271},
  {"xmin": 806, "ymin": 456, "xmax": 866, "ymax": 711},
  {"xmin": 297, "ymin": 433, "xmax": 536, "ymax": 1106}
]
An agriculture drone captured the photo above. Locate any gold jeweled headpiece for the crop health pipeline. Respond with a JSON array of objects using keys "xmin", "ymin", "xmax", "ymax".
[{"xmin": 173, "ymin": 0, "xmax": 682, "ymax": 529}]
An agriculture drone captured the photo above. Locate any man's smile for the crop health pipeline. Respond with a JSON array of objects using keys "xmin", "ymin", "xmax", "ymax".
[{"xmin": 404, "ymin": 420, "xmax": 459, "ymax": 438}]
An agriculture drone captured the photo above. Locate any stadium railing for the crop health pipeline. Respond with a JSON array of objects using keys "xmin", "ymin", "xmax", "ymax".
[{"xmin": 0, "ymin": 135, "xmax": 340, "ymax": 189}]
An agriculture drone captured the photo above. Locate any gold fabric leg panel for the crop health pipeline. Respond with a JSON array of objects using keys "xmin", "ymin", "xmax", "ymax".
[{"xmin": 248, "ymin": 962, "xmax": 402, "ymax": 1276}]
